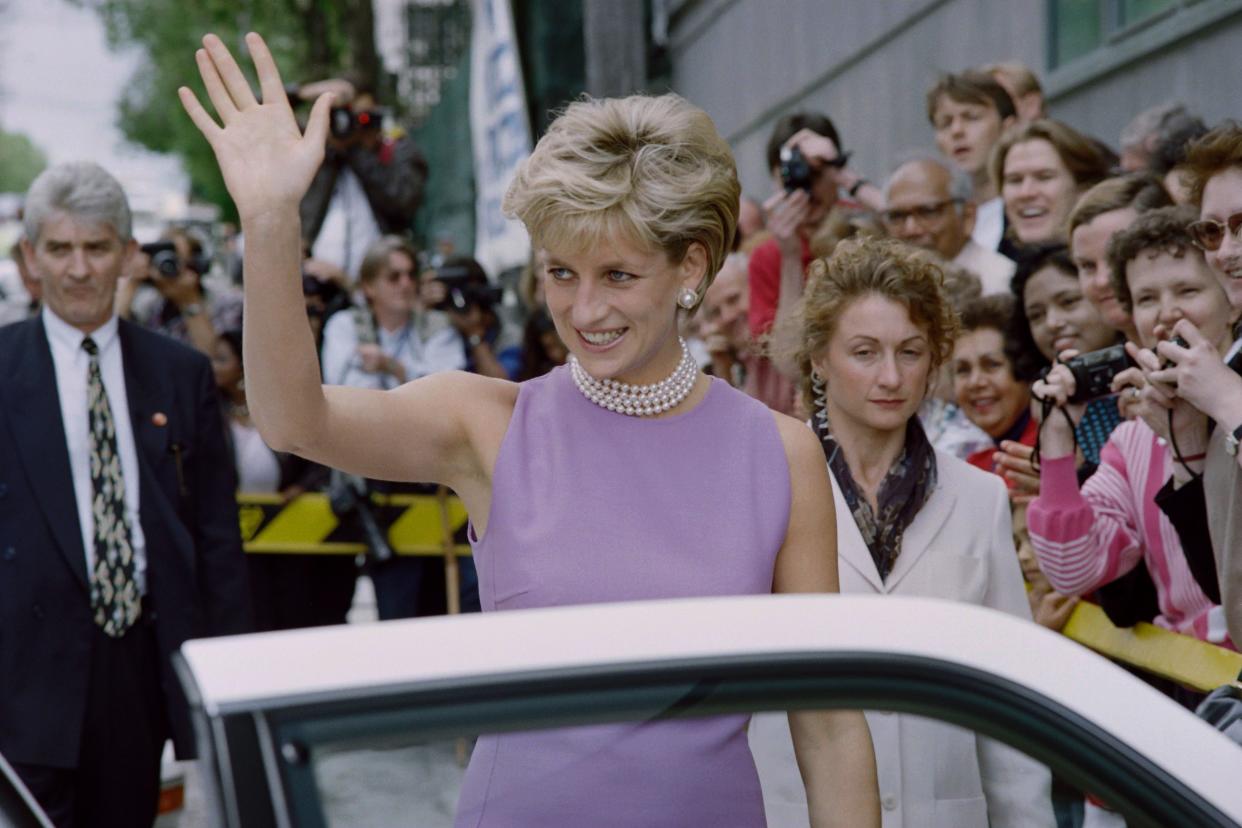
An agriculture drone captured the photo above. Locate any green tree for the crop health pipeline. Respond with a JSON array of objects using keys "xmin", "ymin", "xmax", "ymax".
[
  {"xmin": 0, "ymin": 128, "xmax": 47, "ymax": 194},
  {"xmin": 71, "ymin": 0, "xmax": 380, "ymax": 217}
]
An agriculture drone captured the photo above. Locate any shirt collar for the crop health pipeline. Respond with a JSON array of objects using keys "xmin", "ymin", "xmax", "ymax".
[{"xmin": 42, "ymin": 306, "xmax": 120, "ymax": 356}]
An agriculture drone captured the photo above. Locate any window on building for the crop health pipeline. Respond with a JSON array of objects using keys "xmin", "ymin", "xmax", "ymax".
[{"xmin": 1049, "ymin": 0, "xmax": 1178, "ymax": 67}]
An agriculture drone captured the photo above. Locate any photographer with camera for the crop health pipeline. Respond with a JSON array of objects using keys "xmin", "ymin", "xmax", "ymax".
[
  {"xmin": 1024, "ymin": 206, "xmax": 1233, "ymax": 652},
  {"xmin": 749, "ymin": 113, "xmax": 881, "ymax": 414},
  {"xmin": 418, "ymin": 255, "xmax": 520, "ymax": 380},
  {"xmin": 117, "ymin": 226, "xmax": 243, "ymax": 357},
  {"xmin": 1124, "ymin": 125, "xmax": 1242, "ymax": 647},
  {"xmin": 293, "ymin": 74, "xmax": 427, "ymax": 277},
  {"xmin": 320, "ymin": 235, "xmax": 465, "ymax": 620}
]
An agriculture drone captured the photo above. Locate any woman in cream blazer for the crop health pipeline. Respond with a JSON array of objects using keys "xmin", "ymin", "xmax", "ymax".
[{"xmin": 751, "ymin": 238, "xmax": 1053, "ymax": 828}]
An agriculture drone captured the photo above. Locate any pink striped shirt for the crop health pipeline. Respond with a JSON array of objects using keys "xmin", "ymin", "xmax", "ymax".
[{"xmin": 1027, "ymin": 420, "xmax": 1227, "ymax": 644}]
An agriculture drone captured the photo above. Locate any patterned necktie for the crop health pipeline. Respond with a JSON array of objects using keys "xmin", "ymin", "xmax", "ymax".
[{"xmin": 83, "ymin": 336, "xmax": 140, "ymax": 637}]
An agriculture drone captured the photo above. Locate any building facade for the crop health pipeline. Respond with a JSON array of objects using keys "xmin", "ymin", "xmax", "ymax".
[{"xmin": 667, "ymin": 0, "xmax": 1242, "ymax": 198}]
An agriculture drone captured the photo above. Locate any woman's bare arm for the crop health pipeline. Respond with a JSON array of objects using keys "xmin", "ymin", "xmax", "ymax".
[
  {"xmin": 772, "ymin": 416, "xmax": 880, "ymax": 828},
  {"xmin": 180, "ymin": 33, "xmax": 507, "ymax": 489}
]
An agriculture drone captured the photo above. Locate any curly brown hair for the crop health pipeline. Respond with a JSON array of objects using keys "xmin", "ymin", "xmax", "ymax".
[
  {"xmin": 958, "ymin": 293, "xmax": 1015, "ymax": 335},
  {"xmin": 784, "ymin": 237, "xmax": 959, "ymax": 411},
  {"xmin": 1106, "ymin": 204, "xmax": 1201, "ymax": 312},
  {"xmin": 1180, "ymin": 120, "xmax": 1242, "ymax": 208}
]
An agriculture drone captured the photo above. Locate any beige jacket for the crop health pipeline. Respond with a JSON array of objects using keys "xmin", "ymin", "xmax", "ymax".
[
  {"xmin": 749, "ymin": 451, "xmax": 1054, "ymax": 828},
  {"xmin": 1206, "ymin": 427, "xmax": 1242, "ymax": 644}
]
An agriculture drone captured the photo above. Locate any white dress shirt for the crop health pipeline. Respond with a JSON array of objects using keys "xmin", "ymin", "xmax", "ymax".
[
  {"xmin": 954, "ymin": 239, "xmax": 1017, "ymax": 296},
  {"xmin": 43, "ymin": 307, "xmax": 147, "ymax": 590},
  {"xmin": 972, "ymin": 196, "xmax": 1005, "ymax": 252},
  {"xmin": 311, "ymin": 168, "xmax": 382, "ymax": 278},
  {"xmin": 320, "ymin": 307, "xmax": 466, "ymax": 390}
]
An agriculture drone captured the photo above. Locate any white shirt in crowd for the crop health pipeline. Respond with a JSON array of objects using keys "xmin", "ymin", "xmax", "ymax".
[
  {"xmin": 320, "ymin": 307, "xmax": 466, "ymax": 390},
  {"xmin": 312, "ymin": 167, "xmax": 382, "ymax": 278},
  {"xmin": 954, "ymin": 238, "xmax": 1017, "ymax": 296},
  {"xmin": 0, "ymin": 259, "xmax": 32, "ymax": 326},
  {"xmin": 43, "ymin": 307, "xmax": 148, "ymax": 591},
  {"xmin": 972, "ymin": 196, "xmax": 1005, "ymax": 253},
  {"xmin": 230, "ymin": 421, "xmax": 282, "ymax": 494}
]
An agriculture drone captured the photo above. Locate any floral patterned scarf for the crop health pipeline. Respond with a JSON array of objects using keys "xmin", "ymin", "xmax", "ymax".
[{"xmin": 813, "ymin": 395, "xmax": 938, "ymax": 582}]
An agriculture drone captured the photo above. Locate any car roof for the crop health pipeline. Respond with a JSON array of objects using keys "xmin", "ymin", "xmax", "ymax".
[{"xmin": 180, "ymin": 594, "xmax": 1242, "ymax": 811}]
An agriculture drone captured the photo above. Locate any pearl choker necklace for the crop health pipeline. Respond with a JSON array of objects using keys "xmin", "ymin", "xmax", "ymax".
[{"xmin": 569, "ymin": 338, "xmax": 699, "ymax": 416}]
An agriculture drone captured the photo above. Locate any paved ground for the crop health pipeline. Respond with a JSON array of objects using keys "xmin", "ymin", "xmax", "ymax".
[{"xmin": 170, "ymin": 576, "xmax": 468, "ymax": 827}]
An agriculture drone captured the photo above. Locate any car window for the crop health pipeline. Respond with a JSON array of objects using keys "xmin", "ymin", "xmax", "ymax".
[
  {"xmin": 235, "ymin": 658, "xmax": 1225, "ymax": 828},
  {"xmin": 292, "ymin": 707, "xmax": 1155, "ymax": 828}
]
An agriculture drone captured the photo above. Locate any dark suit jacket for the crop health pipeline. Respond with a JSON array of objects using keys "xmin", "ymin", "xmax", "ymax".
[{"xmin": 0, "ymin": 316, "xmax": 251, "ymax": 767}]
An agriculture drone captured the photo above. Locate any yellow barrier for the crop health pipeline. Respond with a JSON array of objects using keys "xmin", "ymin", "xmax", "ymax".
[
  {"xmin": 238, "ymin": 492, "xmax": 1241, "ymax": 692},
  {"xmin": 1059, "ymin": 601, "xmax": 1242, "ymax": 693},
  {"xmin": 238, "ymin": 491, "xmax": 472, "ymax": 557}
]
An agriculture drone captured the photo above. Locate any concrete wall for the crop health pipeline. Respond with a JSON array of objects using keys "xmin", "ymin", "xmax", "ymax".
[{"xmin": 667, "ymin": 0, "xmax": 1242, "ymax": 201}]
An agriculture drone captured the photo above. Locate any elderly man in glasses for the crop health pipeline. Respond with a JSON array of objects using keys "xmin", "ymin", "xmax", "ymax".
[
  {"xmin": 880, "ymin": 154, "xmax": 1016, "ymax": 295},
  {"xmin": 1127, "ymin": 122, "xmax": 1242, "ymax": 646}
]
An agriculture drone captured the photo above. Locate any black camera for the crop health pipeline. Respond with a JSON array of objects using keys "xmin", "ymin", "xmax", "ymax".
[
  {"xmin": 779, "ymin": 146, "xmax": 814, "ymax": 193},
  {"xmin": 1062, "ymin": 344, "xmax": 1136, "ymax": 403},
  {"xmin": 140, "ymin": 242, "xmax": 180, "ymax": 279},
  {"xmin": 140, "ymin": 241, "xmax": 209, "ymax": 278},
  {"xmin": 329, "ymin": 106, "xmax": 383, "ymax": 139},
  {"xmin": 432, "ymin": 263, "xmax": 503, "ymax": 313},
  {"xmin": 1159, "ymin": 335, "xmax": 1190, "ymax": 369}
]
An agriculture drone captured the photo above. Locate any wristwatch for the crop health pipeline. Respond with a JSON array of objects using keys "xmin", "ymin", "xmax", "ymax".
[
  {"xmin": 467, "ymin": 334, "xmax": 484, "ymax": 349},
  {"xmin": 181, "ymin": 302, "xmax": 204, "ymax": 318},
  {"xmin": 1225, "ymin": 422, "xmax": 1242, "ymax": 456}
]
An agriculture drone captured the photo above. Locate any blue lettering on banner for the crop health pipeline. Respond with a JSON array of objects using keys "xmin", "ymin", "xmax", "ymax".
[{"xmin": 487, "ymin": 43, "xmax": 517, "ymax": 102}]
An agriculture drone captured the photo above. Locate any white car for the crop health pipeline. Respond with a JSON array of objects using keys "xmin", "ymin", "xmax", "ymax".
[{"xmin": 171, "ymin": 594, "xmax": 1242, "ymax": 827}]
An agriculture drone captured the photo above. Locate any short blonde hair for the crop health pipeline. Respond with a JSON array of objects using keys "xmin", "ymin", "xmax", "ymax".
[
  {"xmin": 785, "ymin": 237, "xmax": 958, "ymax": 410},
  {"xmin": 503, "ymin": 94, "xmax": 740, "ymax": 301}
]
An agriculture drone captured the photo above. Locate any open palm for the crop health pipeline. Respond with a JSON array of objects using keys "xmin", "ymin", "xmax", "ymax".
[{"xmin": 179, "ymin": 33, "xmax": 331, "ymax": 221}]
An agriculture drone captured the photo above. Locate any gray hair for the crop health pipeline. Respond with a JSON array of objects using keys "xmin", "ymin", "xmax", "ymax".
[
  {"xmin": 883, "ymin": 152, "xmax": 974, "ymax": 204},
  {"xmin": 1119, "ymin": 101, "xmax": 1186, "ymax": 151},
  {"xmin": 23, "ymin": 161, "xmax": 133, "ymax": 243}
]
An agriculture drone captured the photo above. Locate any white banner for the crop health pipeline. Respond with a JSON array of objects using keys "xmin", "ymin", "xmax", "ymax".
[{"xmin": 470, "ymin": 0, "xmax": 533, "ymax": 277}]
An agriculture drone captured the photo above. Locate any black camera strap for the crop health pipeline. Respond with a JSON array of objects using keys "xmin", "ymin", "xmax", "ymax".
[
  {"xmin": 1167, "ymin": 409, "xmax": 1205, "ymax": 482},
  {"xmin": 1030, "ymin": 395, "xmax": 1079, "ymax": 473}
]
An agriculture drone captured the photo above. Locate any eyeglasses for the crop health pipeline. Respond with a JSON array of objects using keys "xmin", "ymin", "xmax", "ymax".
[
  {"xmin": 880, "ymin": 199, "xmax": 961, "ymax": 228},
  {"xmin": 1187, "ymin": 211, "xmax": 1242, "ymax": 252}
]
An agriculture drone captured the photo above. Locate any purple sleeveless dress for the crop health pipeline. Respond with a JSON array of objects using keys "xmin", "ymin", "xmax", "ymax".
[{"xmin": 454, "ymin": 365, "xmax": 792, "ymax": 827}]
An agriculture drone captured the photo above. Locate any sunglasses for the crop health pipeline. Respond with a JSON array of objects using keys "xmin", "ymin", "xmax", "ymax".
[
  {"xmin": 822, "ymin": 150, "xmax": 852, "ymax": 170},
  {"xmin": 1187, "ymin": 211, "xmax": 1242, "ymax": 252}
]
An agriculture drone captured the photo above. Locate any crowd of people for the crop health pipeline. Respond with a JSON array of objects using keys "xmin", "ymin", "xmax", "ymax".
[{"xmin": 4, "ymin": 27, "xmax": 1242, "ymax": 828}]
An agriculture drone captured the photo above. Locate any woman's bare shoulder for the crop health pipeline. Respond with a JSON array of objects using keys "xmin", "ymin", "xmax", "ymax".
[
  {"xmin": 400, "ymin": 370, "xmax": 521, "ymax": 432},
  {"xmin": 768, "ymin": 409, "xmax": 821, "ymax": 465}
]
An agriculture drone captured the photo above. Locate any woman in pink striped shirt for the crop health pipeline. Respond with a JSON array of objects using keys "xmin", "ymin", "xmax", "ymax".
[{"xmin": 1027, "ymin": 206, "xmax": 1234, "ymax": 644}]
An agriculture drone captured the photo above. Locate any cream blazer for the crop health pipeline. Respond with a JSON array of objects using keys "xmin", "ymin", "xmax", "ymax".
[{"xmin": 749, "ymin": 450, "xmax": 1055, "ymax": 828}]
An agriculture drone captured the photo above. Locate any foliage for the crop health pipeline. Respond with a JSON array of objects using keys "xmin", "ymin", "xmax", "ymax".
[
  {"xmin": 70, "ymin": 0, "xmax": 379, "ymax": 218},
  {"xmin": 0, "ymin": 128, "xmax": 47, "ymax": 194}
]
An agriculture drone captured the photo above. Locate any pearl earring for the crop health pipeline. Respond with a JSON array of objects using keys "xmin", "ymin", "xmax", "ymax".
[{"xmin": 677, "ymin": 288, "xmax": 698, "ymax": 310}]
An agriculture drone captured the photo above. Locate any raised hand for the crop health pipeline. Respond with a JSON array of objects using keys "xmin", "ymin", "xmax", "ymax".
[{"xmin": 179, "ymin": 33, "xmax": 332, "ymax": 223}]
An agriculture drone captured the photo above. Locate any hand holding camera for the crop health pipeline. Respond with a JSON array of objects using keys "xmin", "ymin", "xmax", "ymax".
[
  {"xmin": 136, "ymin": 241, "xmax": 208, "ymax": 313},
  {"xmin": 1150, "ymin": 319, "xmax": 1242, "ymax": 425},
  {"xmin": 780, "ymin": 128, "xmax": 850, "ymax": 191},
  {"xmin": 1032, "ymin": 350, "xmax": 1082, "ymax": 410},
  {"xmin": 289, "ymin": 78, "xmax": 384, "ymax": 148},
  {"xmin": 762, "ymin": 185, "xmax": 812, "ymax": 258}
]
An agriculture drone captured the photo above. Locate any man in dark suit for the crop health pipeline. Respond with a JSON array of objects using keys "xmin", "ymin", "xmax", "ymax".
[{"xmin": 0, "ymin": 161, "xmax": 251, "ymax": 827}]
